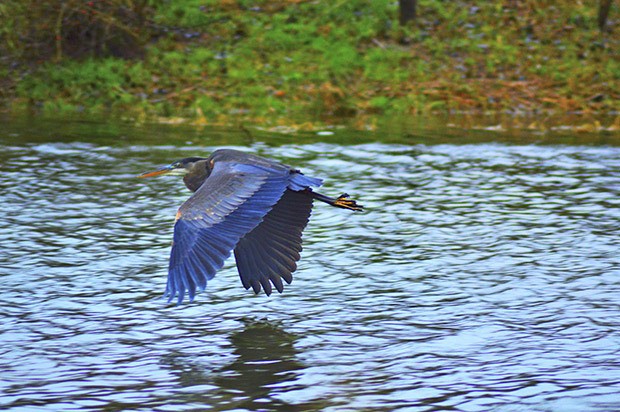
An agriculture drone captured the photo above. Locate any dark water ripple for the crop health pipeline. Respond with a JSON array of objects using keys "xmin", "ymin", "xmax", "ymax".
[{"xmin": 1, "ymin": 139, "xmax": 619, "ymax": 411}]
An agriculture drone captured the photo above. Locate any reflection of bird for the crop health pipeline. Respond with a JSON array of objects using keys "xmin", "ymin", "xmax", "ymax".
[
  {"xmin": 214, "ymin": 319, "xmax": 305, "ymax": 410},
  {"xmin": 159, "ymin": 319, "xmax": 324, "ymax": 411},
  {"xmin": 139, "ymin": 149, "xmax": 362, "ymax": 303}
]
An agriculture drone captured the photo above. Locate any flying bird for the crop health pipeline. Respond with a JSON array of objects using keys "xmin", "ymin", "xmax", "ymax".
[{"xmin": 139, "ymin": 149, "xmax": 362, "ymax": 303}]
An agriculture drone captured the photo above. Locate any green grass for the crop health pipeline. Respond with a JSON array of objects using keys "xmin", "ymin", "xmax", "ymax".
[{"xmin": 3, "ymin": 0, "xmax": 619, "ymax": 125}]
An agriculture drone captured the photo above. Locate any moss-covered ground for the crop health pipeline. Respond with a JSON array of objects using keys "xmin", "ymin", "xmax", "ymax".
[{"xmin": 2, "ymin": 0, "xmax": 619, "ymax": 130}]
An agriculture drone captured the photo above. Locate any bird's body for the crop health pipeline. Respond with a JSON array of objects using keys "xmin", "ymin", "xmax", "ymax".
[{"xmin": 139, "ymin": 149, "xmax": 362, "ymax": 303}]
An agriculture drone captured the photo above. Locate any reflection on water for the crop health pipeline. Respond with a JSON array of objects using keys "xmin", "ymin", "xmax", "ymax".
[
  {"xmin": 160, "ymin": 319, "xmax": 312, "ymax": 411},
  {"xmin": 1, "ymin": 121, "xmax": 620, "ymax": 411},
  {"xmin": 214, "ymin": 320, "xmax": 307, "ymax": 410}
]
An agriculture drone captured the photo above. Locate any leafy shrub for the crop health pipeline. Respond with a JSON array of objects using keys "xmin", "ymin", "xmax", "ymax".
[{"xmin": 1, "ymin": 0, "xmax": 158, "ymax": 63}]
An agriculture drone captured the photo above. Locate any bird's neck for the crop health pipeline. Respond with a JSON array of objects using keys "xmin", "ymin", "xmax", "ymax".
[{"xmin": 183, "ymin": 161, "xmax": 210, "ymax": 192}]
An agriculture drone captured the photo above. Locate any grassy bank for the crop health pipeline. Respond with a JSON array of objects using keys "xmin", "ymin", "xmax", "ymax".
[{"xmin": 1, "ymin": 0, "xmax": 619, "ymax": 129}]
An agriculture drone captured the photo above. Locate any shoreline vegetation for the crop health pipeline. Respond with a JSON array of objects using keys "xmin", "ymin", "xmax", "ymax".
[{"xmin": 1, "ymin": 0, "xmax": 618, "ymax": 132}]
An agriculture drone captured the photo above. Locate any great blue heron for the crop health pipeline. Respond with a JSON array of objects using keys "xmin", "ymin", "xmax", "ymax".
[{"xmin": 139, "ymin": 149, "xmax": 362, "ymax": 303}]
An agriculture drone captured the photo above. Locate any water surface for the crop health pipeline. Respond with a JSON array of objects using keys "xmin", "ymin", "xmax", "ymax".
[{"xmin": 1, "ymin": 118, "xmax": 620, "ymax": 411}]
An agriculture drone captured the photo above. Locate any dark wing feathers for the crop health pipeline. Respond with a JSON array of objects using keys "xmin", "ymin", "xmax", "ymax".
[
  {"xmin": 233, "ymin": 189, "xmax": 314, "ymax": 296},
  {"xmin": 166, "ymin": 162, "xmax": 289, "ymax": 303}
]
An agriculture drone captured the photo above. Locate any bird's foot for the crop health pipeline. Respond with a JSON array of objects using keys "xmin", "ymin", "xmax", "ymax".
[{"xmin": 334, "ymin": 193, "xmax": 364, "ymax": 211}]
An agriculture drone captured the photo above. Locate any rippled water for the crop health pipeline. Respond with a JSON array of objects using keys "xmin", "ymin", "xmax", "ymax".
[{"xmin": 2, "ymin": 119, "xmax": 620, "ymax": 411}]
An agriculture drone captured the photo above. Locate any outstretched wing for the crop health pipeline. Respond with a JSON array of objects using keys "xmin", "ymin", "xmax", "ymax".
[
  {"xmin": 166, "ymin": 162, "xmax": 288, "ymax": 303},
  {"xmin": 233, "ymin": 189, "xmax": 314, "ymax": 296}
]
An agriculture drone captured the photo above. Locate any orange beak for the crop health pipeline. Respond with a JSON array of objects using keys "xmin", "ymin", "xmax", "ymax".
[{"xmin": 138, "ymin": 165, "xmax": 173, "ymax": 178}]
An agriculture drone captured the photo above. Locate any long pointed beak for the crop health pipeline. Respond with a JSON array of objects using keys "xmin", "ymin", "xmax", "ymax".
[{"xmin": 138, "ymin": 165, "xmax": 174, "ymax": 178}]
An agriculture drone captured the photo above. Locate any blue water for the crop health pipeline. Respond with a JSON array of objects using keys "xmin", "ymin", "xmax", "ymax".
[{"xmin": 1, "ymin": 120, "xmax": 620, "ymax": 411}]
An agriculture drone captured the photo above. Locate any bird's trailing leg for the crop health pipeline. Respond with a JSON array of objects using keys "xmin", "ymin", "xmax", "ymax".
[{"xmin": 309, "ymin": 190, "xmax": 363, "ymax": 211}]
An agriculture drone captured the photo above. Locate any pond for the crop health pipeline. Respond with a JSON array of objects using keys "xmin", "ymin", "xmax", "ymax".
[{"xmin": 1, "ymin": 115, "xmax": 620, "ymax": 411}]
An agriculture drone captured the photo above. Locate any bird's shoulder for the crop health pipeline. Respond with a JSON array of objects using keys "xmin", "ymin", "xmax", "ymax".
[
  {"xmin": 209, "ymin": 149, "xmax": 292, "ymax": 175},
  {"xmin": 207, "ymin": 150, "xmax": 323, "ymax": 190}
]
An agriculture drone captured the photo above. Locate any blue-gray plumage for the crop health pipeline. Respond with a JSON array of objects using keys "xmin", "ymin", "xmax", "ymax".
[{"xmin": 139, "ymin": 149, "xmax": 362, "ymax": 303}]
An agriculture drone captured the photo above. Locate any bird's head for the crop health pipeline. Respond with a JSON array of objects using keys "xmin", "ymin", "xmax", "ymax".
[{"xmin": 138, "ymin": 157, "xmax": 207, "ymax": 178}]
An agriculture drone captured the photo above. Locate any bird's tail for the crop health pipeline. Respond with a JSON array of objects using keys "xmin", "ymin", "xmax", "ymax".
[{"xmin": 310, "ymin": 191, "xmax": 363, "ymax": 211}]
